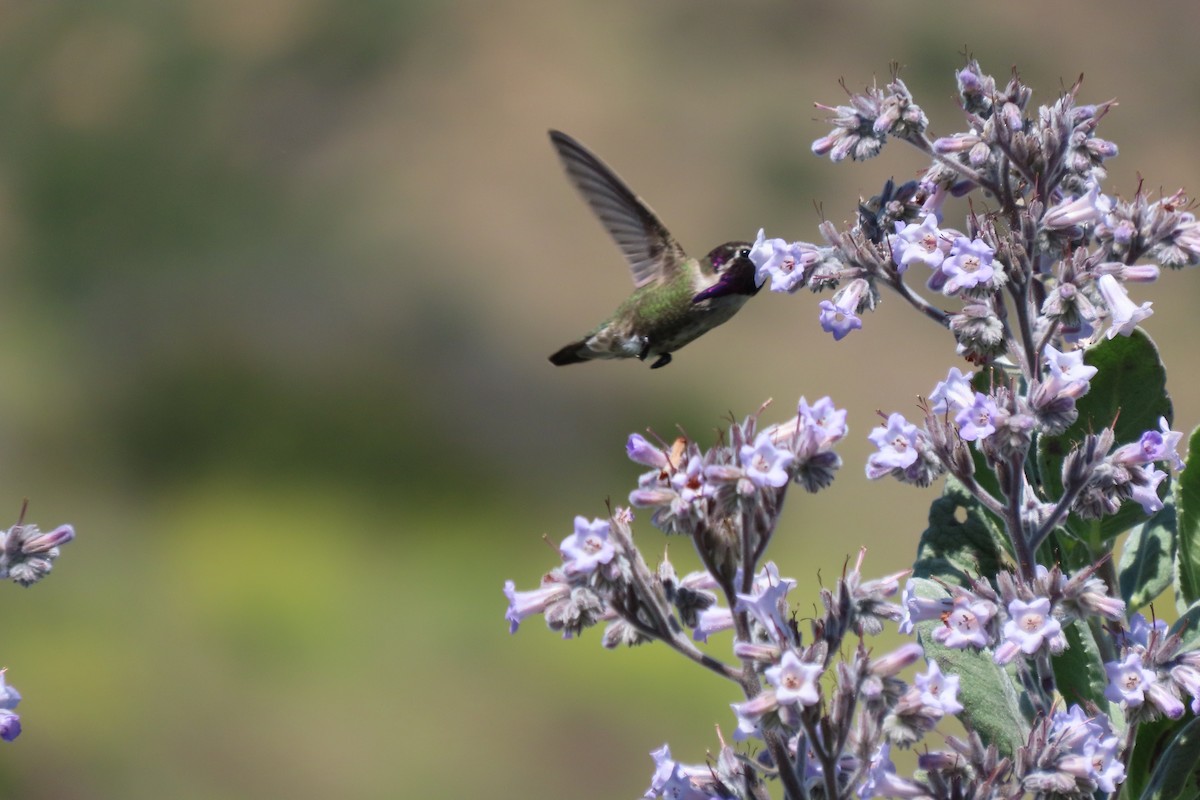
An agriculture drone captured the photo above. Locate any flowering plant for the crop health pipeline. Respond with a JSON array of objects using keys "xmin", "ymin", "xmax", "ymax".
[
  {"xmin": 506, "ymin": 61, "xmax": 1200, "ymax": 800},
  {"xmin": 0, "ymin": 501, "xmax": 75, "ymax": 742}
]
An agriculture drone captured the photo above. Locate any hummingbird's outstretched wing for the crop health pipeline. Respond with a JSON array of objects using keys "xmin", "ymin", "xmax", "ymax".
[{"xmin": 549, "ymin": 130, "xmax": 687, "ymax": 288}]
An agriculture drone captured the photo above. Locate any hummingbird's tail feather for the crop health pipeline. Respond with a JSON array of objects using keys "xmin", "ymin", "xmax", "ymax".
[{"xmin": 549, "ymin": 340, "xmax": 591, "ymax": 366}]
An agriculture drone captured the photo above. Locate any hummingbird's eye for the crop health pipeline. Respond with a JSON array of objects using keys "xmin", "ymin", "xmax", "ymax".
[{"xmin": 739, "ymin": 248, "xmax": 750, "ymax": 258}]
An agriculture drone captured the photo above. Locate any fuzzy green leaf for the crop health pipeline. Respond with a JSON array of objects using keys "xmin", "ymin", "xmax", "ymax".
[
  {"xmin": 912, "ymin": 477, "xmax": 1005, "ymax": 586},
  {"xmin": 1119, "ymin": 494, "xmax": 1178, "ymax": 610},
  {"xmin": 1128, "ymin": 715, "xmax": 1192, "ymax": 800},
  {"xmin": 1051, "ymin": 619, "xmax": 1110, "ymax": 713},
  {"xmin": 1138, "ymin": 716, "xmax": 1200, "ymax": 800},
  {"xmin": 1175, "ymin": 426, "xmax": 1200, "ymax": 612}
]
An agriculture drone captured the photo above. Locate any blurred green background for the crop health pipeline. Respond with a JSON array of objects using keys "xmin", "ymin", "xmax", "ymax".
[{"xmin": 1, "ymin": 1, "xmax": 1199, "ymax": 798}]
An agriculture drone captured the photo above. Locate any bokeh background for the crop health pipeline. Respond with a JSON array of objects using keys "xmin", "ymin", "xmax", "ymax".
[{"xmin": 0, "ymin": 2, "xmax": 1198, "ymax": 798}]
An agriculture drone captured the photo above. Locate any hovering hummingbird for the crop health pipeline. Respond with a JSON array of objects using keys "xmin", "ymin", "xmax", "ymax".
[{"xmin": 547, "ymin": 130, "xmax": 762, "ymax": 369}]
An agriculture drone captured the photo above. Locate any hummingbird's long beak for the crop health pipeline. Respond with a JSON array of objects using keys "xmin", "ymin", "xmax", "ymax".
[
  {"xmin": 692, "ymin": 262, "xmax": 761, "ymax": 303},
  {"xmin": 692, "ymin": 279, "xmax": 733, "ymax": 303}
]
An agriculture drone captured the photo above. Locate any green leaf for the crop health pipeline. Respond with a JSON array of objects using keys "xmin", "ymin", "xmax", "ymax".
[
  {"xmin": 909, "ymin": 579, "xmax": 1028, "ymax": 757},
  {"xmin": 1119, "ymin": 494, "xmax": 1178, "ymax": 610},
  {"xmin": 1139, "ymin": 716, "xmax": 1200, "ymax": 800},
  {"xmin": 1175, "ymin": 426, "xmax": 1200, "ymax": 611},
  {"xmin": 1128, "ymin": 715, "xmax": 1192, "ymax": 800},
  {"xmin": 1036, "ymin": 330, "xmax": 1172, "ymax": 548},
  {"xmin": 912, "ymin": 477, "xmax": 1006, "ymax": 586},
  {"xmin": 1051, "ymin": 619, "xmax": 1110, "ymax": 712}
]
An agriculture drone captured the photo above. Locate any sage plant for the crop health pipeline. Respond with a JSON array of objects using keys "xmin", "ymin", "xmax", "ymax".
[{"xmin": 506, "ymin": 61, "xmax": 1200, "ymax": 800}]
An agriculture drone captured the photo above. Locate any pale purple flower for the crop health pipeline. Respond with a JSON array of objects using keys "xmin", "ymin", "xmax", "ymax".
[
  {"xmin": 730, "ymin": 691, "xmax": 779, "ymax": 741},
  {"xmin": 1129, "ymin": 466, "xmax": 1168, "ymax": 515},
  {"xmin": 817, "ymin": 276, "xmax": 869, "ymax": 341},
  {"xmin": 1170, "ymin": 664, "xmax": 1200, "ymax": 715},
  {"xmin": 560, "ymin": 516, "xmax": 616, "ymax": 576},
  {"xmin": 645, "ymin": 744, "xmax": 711, "ymax": 800},
  {"xmin": 866, "ymin": 413, "xmax": 920, "ymax": 478},
  {"xmin": 735, "ymin": 562, "xmax": 797, "ymax": 642},
  {"xmin": 1090, "ymin": 736, "xmax": 1127, "ymax": 792},
  {"xmin": 1063, "ymin": 317, "xmax": 1095, "ymax": 344},
  {"xmin": 0, "ymin": 711, "xmax": 18, "ymax": 743},
  {"xmin": 859, "ymin": 743, "xmax": 927, "ymax": 799},
  {"xmin": 940, "ymin": 237, "xmax": 995, "ymax": 294},
  {"xmin": 1146, "ymin": 679, "xmax": 1186, "ymax": 719},
  {"xmin": 17, "ymin": 524, "xmax": 74, "ymax": 553},
  {"xmin": 626, "ymin": 433, "xmax": 668, "ymax": 469},
  {"xmin": 869, "ymin": 643, "xmax": 925, "ymax": 678},
  {"xmin": 765, "ymin": 650, "xmax": 823, "ymax": 707},
  {"xmin": 503, "ymin": 577, "xmax": 569, "ymax": 634},
  {"xmin": 0, "ymin": 671, "xmax": 19, "ymax": 743},
  {"xmin": 733, "ymin": 640, "xmax": 783, "ymax": 663},
  {"xmin": 1124, "ymin": 612, "xmax": 1169, "ymax": 650},
  {"xmin": 798, "ymin": 395, "xmax": 849, "ymax": 445},
  {"xmin": 801, "ymin": 398, "xmax": 849, "ymax": 441},
  {"xmin": 897, "ymin": 581, "xmax": 952, "ymax": 635},
  {"xmin": 1138, "ymin": 417, "xmax": 1185, "ymax": 471},
  {"xmin": 817, "ymin": 299, "xmax": 861, "ymax": 340},
  {"xmin": 932, "ymin": 130, "xmax": 982, "ymax": 155},
  {"xmin": 1097, "ymin": 261, "xmax": 1160, "ymax": 283},
  {"xmin": 740, "ymin": 432, "xmax": 795, "ymax": 489},
  {"xmin": 1104, "ymin": 651, "xmax": 1156, "ymax": 706},
  {"xmin": 914, "ymin": 660, "xmax": 963, "ymax": 715},
  {"xmin": 1043, "ymin": 183, "xmax": 1103, "ymax": 229},
  {"xmin": 955, "ymin": 392, "xmax": 998, "ymax": 441},
  {"xmin": 1096, "ymin": 274, "xmax": 1153, "ymax": 338},
  {"xmin": 929, "ymin": 367, "xmax": 975, "ymax": 414},
  {"xmin": 1050, "ymin": 704, "xmax": 1102, "ymax": 751},
  {"xmin": 628, "ymin": 486, "xmax": 676, "ymax": 508},
  {"xmin": 889, "ymin": 215, "xmax": 949, "ymax": 272},
  {"xmin": 1042, "ymin": 345, "xmax": 1097, "ymax": 399},
  {"xmin": 920, "ymin": 181, "xmax": 948, "ymax": 220},
  {"xmin": 692, "ymin": 605, "xmax": 734, "ymax": 643},
  {"xmin": 749, "ymin": 229, "xmax": 816, "ymax": 293},
  {"xmin": 995, "ymin": 597, "xmax": 1062, "ymax": 663},
  {"xmin": 931, "ymin": 595, "xmax": 995, "ymax": 649},
  {"xmin": 956, "ymin": 64, "xmax": 994, "ymax": 107}
]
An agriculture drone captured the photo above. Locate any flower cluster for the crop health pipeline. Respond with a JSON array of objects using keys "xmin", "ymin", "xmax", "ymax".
[
  {"xmin": 903, "ymin": 564, "xmax": 1125, "ymax": 666},
  {"xmin": 1102, "ymin": 611, "xmax": 1200, "ymax": 722},
  {"xmin": 0, "ymin": 511, "xmax": 76, "ymax": 742},
  {"xmin": 629, "ymin": 396, "xmax": 846, "ymax": 534},
  {"xmin": 0, "ymin": 521, "xmax": 75, "ymax": 587},
  {"xmin": 511, "ymin": 61, "xmax": 1200, "ymax": 800},
  {"xmin": 867, "ymin": 360, "xmax": 1183, "ymax": 557},
  {"xmin": 1020, "ymin": 705, "xmax": 1124, "ymax": 794},
  {"xmin": 811, "ymin": 74, "xmax": 928, "ymax": 162},
  {"xmin": 752, "ymin": 60, "xmax": 1187, "ymax": 368},
  {"xmin": 506, "ymin": 398, "xmax": 848, "ymax": 652}
]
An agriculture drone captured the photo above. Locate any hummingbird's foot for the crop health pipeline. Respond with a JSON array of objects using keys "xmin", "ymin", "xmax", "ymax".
[{"xmin": 649, "ymin": 353, "xmax": 672, "ymax": 369}]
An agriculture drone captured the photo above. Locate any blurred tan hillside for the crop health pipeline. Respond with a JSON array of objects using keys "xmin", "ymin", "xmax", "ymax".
[{"xmin": 0, "ymin": 2, "xmax": 1195, "ymax": 799}]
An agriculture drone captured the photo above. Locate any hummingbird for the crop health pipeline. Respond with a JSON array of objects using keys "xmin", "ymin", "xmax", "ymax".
[{"xmin": 547, "ymin": 130, "xmax": 762, "ymax": 369}]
